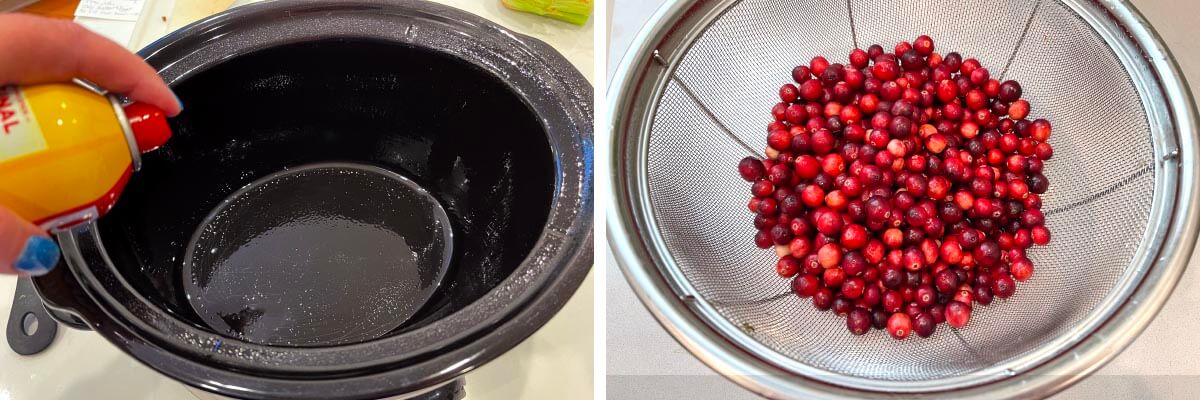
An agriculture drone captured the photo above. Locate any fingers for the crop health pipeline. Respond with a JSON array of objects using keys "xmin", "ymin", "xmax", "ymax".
[
  {"xmin": 0, "ymin": 206, "xmax": 59, "ymax": 276},
  {"xmin": 0, "ymin": 13, "xmax": 182, "ymax": 116}
]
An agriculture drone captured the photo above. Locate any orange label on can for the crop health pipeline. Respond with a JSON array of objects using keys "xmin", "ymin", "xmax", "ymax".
[{"xmin": 0, "ymin": 86, "xmax": 47, "ymax": 162}]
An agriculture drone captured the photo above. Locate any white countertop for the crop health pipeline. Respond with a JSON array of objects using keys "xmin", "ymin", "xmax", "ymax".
[
  {"xmin": 0, "ymin": 1, "xmax": 594, "ymax": 399},
  {"xmin": 606, "ymin": 0, "xmax": 1200, "ymax": 398}
]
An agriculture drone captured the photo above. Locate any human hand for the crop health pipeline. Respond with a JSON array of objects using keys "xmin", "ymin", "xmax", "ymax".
[{"xmin": 0, "ymin": 13, "xmax": 183, "ymax": 275}]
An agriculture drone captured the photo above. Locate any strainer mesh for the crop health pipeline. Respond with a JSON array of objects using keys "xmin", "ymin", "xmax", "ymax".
[{"xmin": 645, "ymin": 0, "xmax": 1155, "ymax": 382}]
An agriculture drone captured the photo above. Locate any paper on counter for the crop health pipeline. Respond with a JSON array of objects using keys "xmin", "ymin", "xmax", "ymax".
[
  {"xmin": 73, "ymin": 0, "xmax": 151, "ymax": 49},
  {"xmin": 75, "ymin": 0, "xmax": 145, "ymax": 21}
]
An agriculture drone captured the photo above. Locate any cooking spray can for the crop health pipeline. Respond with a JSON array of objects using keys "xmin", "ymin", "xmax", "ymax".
[{"xmin": 0, "ymin": 83, "xmax": 171, "ymax": 231}]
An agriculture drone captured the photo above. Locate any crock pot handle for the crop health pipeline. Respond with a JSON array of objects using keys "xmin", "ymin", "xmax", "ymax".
[{"xmin": 6, "ymin": 277, "xmax": 60, "ymax": 355}]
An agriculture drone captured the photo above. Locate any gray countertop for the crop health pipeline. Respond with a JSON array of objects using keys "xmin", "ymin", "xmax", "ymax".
[{"xmin": 605, "ymin": 0, "xmax": 1200, "ymax": 398}]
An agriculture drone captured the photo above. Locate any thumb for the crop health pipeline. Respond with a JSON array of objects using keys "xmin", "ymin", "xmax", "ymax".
[{"xmin": 0, "ymin": 206, "xmax": 60, "ymax": 276}]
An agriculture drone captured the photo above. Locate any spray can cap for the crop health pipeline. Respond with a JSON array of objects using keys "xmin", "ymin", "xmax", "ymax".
[{"xmin": 122, "ymin": 102, "xmax": 172, "ymax": 153}]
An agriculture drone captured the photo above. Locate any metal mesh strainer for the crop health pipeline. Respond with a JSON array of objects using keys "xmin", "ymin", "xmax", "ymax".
[{"xmin": 609, "ymin": 0, "xmax": 1200, "ymax": 398}]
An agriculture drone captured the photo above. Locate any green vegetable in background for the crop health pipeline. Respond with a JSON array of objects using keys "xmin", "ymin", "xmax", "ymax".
[{"xmin": 500, "ymin": 0, "xmax": 593, "ymax": 26}]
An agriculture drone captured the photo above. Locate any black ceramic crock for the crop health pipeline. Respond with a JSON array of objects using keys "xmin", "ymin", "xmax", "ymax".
[{"xmin": 30, "ymin": 1, "xmax": 593, "ymax": 399}]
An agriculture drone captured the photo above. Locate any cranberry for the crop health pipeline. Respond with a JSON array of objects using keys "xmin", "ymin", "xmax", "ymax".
[
  {"xmin": 772, "ymin": 255, "xmax": 801, "ymax": 277},
  {"xmin": 832, "ymin": 297, "xmax": 853, "ymax": 315},
  {"xmin": 916, "ymin": 285, "xmax": 936, "ymax": 307},
  {"xmin": 992, "ymin": 275, "xmax": 1016, "ymax": 298},
  {"xmin": 935, "ymin": 268, "xmax": 960, "ymax": 294},
  {"xmin": 1027, "ymin": 173, "xmax": 1049, "ymax": 194},
  {"xmin": 1031, "ymin": 119, "xmax": 1052, "ymax": 141},
  {"xmin": 887, "ymin": 313, "xmax": 913, "ymax": 340},
  {"xmin": 871, "ymin": 309, "xmax": 889, "ymax": 329},
  {"xmin": 843, "ymin": 277, "xmax": 866, "ymax": 299},
  {"xmin": 847, "ymin": 308, "xmax": 872, "ymax": 335},
  {"xmin": 969, "ymin": 67, "xmax": 990, "ymax": 86},
  {"xmin": 945, "ymin": 301, "xmax": 971, "ymax": 328},
  {"xmin": 873, "ymin": 60, "xmax": 901, "ymax": 81},
  {"xmin": 1031, "ymin": 225, "xmax": 1051, "ymax": 245},
  {"xmin": 913, "ymin": 312, "xmax": 936, "ymax": 337},
  {"xmin": 813, "ymin": 288, "xmax": 834, "ymax": 310},
  {"xmin": 913, "ymin": 35, "xmax": 934, "ymax": 56},
  {"xmin": 792, "ymin": 65, "xmax": 812, "ymax": 83},
  {"xmin": 928, "ymin": 303, "xmax": 946, "ymax": 324},
  {"xmin": 998, "ymin": 80, "xmax": 1022, "ymax": 102},
  {"xmin": 739, "ymin": 157, "xmax": 766, "ymax": 181},
  {"xmin": 755, "ymin": 228, "xmax": 775, "ymax": 248},
  {"xmin": 974, "ymin": 285, "xmax": 994, "ymax": 306},
  {"xmin": 1021, "ymin": 209, "xmax": 1045, "ymax": 228}
]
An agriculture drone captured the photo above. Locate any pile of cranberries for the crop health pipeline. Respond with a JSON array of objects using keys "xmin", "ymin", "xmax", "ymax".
[{"xmin": 737, "ymin": 36, "xmax": 1052, "ymax": 340}]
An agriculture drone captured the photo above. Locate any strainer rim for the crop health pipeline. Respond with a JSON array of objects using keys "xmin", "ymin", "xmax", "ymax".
[{"xmin": 607, "ymin": 0, "xmax": 1200, "ymax": 398}]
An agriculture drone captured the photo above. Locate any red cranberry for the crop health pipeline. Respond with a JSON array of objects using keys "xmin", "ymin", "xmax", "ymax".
[
  {"xmin": 873, "ymin": 60, "xmax": 900, "ymax": 81},
  {"xmin": 847, "ymin": 308, "xmax": 872, "ymax": 335},
  {"xmin": 1021, "ymin": 209, "xmax": 1045, "ymax": 228},
  {"xmin": 945, "ymin": 301, "xmax": 971, "ymax": 328},
  {"xmin": 739, "ymin": 157, "xmax": 766, "ymax": 181},
  {"xmin": 913, "ymin": 35, "xmax": 934, "ymax": 56},
  {"xmin": 916, "ymin": 285, "xmax": 937, "ymax": 307},
  {"xmin": 1035, "ymin": 142, "xmax": 1053, "ymax": 160},
  {"xmin": 1031, "ymin": 119, "xmax": 1052, "ymax": 141},
  {"xmin": 1030, "ymin": 225, "xmax": 1051, "ymax": 245},
  {"xmin": 792, "ymin": 274, "xmax": 820, "ymax": 297},
  {"xmin": 974, "ymin": 241, "xmax": 1001, "ymax": 267},
  {"xmin": 969, "ymin": 67, "xmax": 990, "ymax": 86},
  {"xmin": 809, "ymin": 56, "xmax": 830, "ymax": 76},
  {"xmin": 992, "ymin": 275, "xmax": 1016, "ymax": 298},
  {"xmin": 811, "ymin": 129, "xmax": 836, "ymax": 155},
  {"xmin": 959, "ymin": 229, "xmax": 982, "ymax": 249},
  {"xmin": 777, "ymin": 256, "xmax": 800, "ymax": 277},
  {"xmin": 887, "ymin": 313, "xmax": 912, "ymax": 340},
  {"xmin": 935, "ymin": 268, "xmax": 960, "ymax": 294},
  {"xmin": 843, "ymin": 277, "xmax": 866, "ymax": 299},
  {"xmin": 799, "ymin": 80, "xmax": 823, "ymax": 102},
  {"xmin": 840, "ymin": 224, "xmax": 869, "ymax": 250}
]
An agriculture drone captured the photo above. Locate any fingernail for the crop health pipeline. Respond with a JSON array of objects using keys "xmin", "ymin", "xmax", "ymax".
[
  {"xmin": 173, "ymin": 92, "xmax": 185, "ymax": 113},
  {"xmin": 13, "ymin": 236, "xmax": 59, "ymax": 276}
]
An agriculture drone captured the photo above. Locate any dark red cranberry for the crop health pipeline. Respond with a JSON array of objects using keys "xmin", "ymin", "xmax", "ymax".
[
  {"xmin": 867, "ymin": 44, "xmax": 885, "ymax": 59},
  {"xmin": 974, "ymin": 241, "xmax": 1000, "ymax": 267},
  {"xmin": 942, "ymin": 52, "xmax": 962, "ymax": 72},
  {"xmin": 882, "ymin": 290, "xmax": 903, "ymax": 312},
  {"xmin": 862, "ymin": 285, "xmax": 882, "ymax": 306},
  {"xmin": 960, "ymin": 229, "xmax": 982, "ymax": 249},
  {"xmin": 753, "ymin": 214, "xmax": 776, "ymax": 231},
  {"xmin": 738, "ymin": 157, "xmax": 765, "ymax": 181},
  {"xmin": 832, "ymin": 297, "xmax": 853, "ymax": 316},
  {"xmin": 935, "ymin": 268, "xmax": 959, "ymax": 294},
  {"xmin": 913, "ymin": 312, "xmax": 936, "ymax": 337},
  {"xmin": 792, "ymin": 65, "xmax": 812, "ymax": 83},
  {"xmin": 992, "ymin": 275, "xmax": 1016, "ymax": 299},
  {"xmin": 767, "ymin": 163, "xmax": 791, "ymax": 185},
  {"xmin": 792, "ymin": 274, "xmax": 820, "ymax": 297},
  {"xmin": 847, "ymin": 308, "xmax": 872, "ymax": 335},
  {"xmin": 882, "ymin": 266, "xmax": 904, "ymax": 289},
  {"xmin": 928, "ymin": 303, "xmax": 946, "ymax": 324},
  {"xmin": 872, "ymin": 309, "xmax": 889, "ymax": 329},
  {"xmin": 780, "ymin": 195, "xmax": 803, "ymax": 215},
  {"xmin": 900, "ymin": 49, "xmax": 925, "ymax": 71},
  {"xmin": 770, "ymin": 225, "xmax": 792, "ymax": 244},
  {"xmin": 1027, "ymin": 173, "xmax": 1049, "ymax": 194},
  {"xmin": 812, "ymin": 173, "xmax": 835, "ymax": 191},
  {"xmin": 974, "ymin": 285, "xmax": 994, "ymax": 306},
  {"xmin": 844, "ymin": 250, "xmax": 868, "ymax": 275},
  {"xmin": 998, "ymin": 80, "xmax": 1022, "ymax": 102},
  {"xmin": 754, "ymin": 225, "xmax": 774, "ymax": 246},
  {"xmin": 1021, "ymin": 209, "xmax": 1045, "ymax": 228},
  {"xmin": 813, "ymin": 288, "xmax": 834, "ymax": 310}
]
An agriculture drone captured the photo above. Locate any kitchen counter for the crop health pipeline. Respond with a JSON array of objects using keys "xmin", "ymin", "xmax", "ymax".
[
  {"xmin": 606, "ymin": 0, "xmax": 1200, "ymax": 398},
  {"xmin": 1, "ymin": 1, "xmax": 594, "ymax": 399}
]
